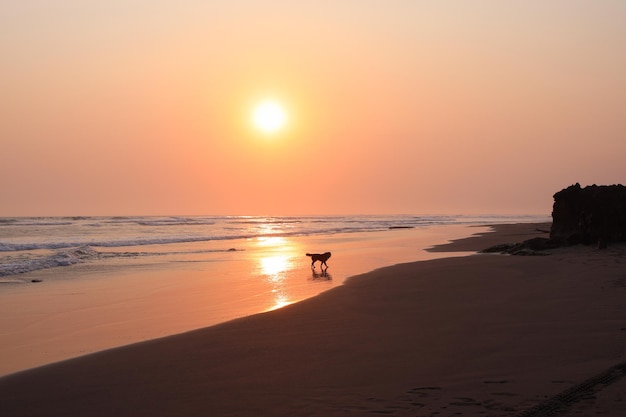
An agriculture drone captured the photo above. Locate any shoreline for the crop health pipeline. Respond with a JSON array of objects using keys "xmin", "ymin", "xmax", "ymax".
[
  {"xmin": 0, "ymin": 224, "xmax": 481, "ymax": 377},
  {"xmin": 2, "ymin": 222, "xmax": 625, "ymax": 416}
]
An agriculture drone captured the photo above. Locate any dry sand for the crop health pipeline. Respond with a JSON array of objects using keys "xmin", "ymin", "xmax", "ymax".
[{"xmin": 1, "ymin": 223, "xmax": 625, "ymax": 416}]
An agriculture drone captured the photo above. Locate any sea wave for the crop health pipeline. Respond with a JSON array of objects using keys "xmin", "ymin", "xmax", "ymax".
[
  {"xmin": 0, "ymin": 235, "xmax": 237, "ymax": 252},
  {"xmin": 0, "ymin": 246, "xmax": 101, "ymax": 277},
  {"xmin": 2, "ymin": 220, "xmax": 74, "ymax": 227},
  {"xmin": 135, "ymin": 219, "xmax": 217, "ymax": 227},
  {"xmin": 0, "ymin": 214, "xmax": 550, "ymax": 253},
  {"xmin": 0, "ymin": 226, "xmax": 384, "ymax": 252},
  {"xmin": 0, "ymin": 246, "xmax": 241, "ymax": 277}
]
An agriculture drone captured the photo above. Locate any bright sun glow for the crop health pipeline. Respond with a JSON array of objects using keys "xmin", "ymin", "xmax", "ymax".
[
  {"xmin": 260, "ymin": 255, "xmax": 289, "ymax": 276},
  {"xmin": 253, "ymin": 101, "xmax": 287, "ymax": 133}
]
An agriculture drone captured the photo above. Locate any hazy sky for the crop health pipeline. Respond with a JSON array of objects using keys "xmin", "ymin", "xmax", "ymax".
[{"xmin": 2, "ymin": 1, "xmax": 625, "ymax": 216}]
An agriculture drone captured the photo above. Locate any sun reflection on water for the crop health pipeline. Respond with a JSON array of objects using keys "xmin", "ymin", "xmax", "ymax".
[
  {"xmin": 260, "ymin": 255, "xmax": 289, "ymax": 276},
  {"xmin": 255, "ymin": 237, "xmax": 300, "ymax": 311}
]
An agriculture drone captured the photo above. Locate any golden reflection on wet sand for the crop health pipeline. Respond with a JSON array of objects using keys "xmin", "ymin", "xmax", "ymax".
[{"xmin": 256, "ymin": 237, "xmax": 300, "ymax": 311}]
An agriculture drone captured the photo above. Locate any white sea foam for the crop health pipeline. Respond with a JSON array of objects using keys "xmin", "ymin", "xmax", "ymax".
[
  {"xmin": 0, "ymin": 246, "xmax": 100, "ymax": 277},
  {"xmin": 0, "ymin": 245, "xmax": 242, "ymax": 277}
]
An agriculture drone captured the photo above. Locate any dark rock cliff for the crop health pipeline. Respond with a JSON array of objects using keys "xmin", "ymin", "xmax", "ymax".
[{"xmin": 550, "ymin": 183, "xmax": 626, "ymax": 248}]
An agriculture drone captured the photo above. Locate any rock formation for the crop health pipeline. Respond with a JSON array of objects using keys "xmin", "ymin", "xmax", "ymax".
[{"xmin": 550, "ymin": 183, "xmax": 626, "ymax": 248}]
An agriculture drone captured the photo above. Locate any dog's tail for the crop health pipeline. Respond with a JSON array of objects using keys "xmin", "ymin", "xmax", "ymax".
[{"xmin": 305, "ymin": 253, "xmax": 312, "ymax": 257}]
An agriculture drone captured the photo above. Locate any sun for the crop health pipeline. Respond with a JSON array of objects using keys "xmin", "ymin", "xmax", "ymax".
[{"xmin": 253, "ymin": 100, "xmax": 287, "ymax": 133}]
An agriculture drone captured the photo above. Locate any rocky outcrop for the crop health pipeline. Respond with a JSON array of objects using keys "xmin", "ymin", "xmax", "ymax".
[
  {"xmin": 481, "ymin": 236, "xmax": 559, "ymax": 256},
  {"xmin": 550, "ymin": 183, "xmax": 626, "ymax": 248}
]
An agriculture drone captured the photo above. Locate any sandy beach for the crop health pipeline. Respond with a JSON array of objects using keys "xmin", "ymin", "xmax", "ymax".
[{"xmin": 1, "ymin": 223, "xmax": 625, "ymax": 416}]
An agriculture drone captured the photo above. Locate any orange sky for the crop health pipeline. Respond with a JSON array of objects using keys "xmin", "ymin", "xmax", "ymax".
[{"xmin": 1, "ymin": 1, "xmax": 625, "ymax": 216}]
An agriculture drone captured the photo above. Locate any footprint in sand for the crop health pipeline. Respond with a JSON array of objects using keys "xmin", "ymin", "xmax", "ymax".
[
  {"xmin": 408, "ymin": 386, "xmax": 442, "ymax": 393},
  {"xmin": 405, "ymin": 386, "xmax": 442, "ymax": 399},
  {"xmin": 449, "ymin": 397, "xmax": 482, "ymax": 407}
]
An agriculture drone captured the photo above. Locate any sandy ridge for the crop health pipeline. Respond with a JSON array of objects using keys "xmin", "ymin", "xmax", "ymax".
[{"xmin": 515, "ymin": 362, "xmax": 626, "ymax": 417}]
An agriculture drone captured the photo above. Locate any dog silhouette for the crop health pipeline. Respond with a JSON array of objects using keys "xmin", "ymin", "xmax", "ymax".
[{"xmin": 306, "ymin": 252, "xmax": 331, "ymax": 269}]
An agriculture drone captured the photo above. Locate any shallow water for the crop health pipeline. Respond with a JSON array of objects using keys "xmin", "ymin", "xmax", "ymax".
[{"xmin": 0, "ymin": 219, "xmax": 548, "ymax": 376}]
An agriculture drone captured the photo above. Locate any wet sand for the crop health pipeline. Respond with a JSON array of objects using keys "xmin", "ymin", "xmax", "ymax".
[
  {"xmin": 1, "ymin": 223, "xmax": 625, "ymax": 416},
  {"xmin": 0, "ymin": 225, "xmax": 477, "ymax": 376}
]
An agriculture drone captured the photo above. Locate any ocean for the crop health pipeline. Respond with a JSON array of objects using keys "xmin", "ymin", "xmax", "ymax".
[{"xmin": 0, "ymin": 214, "xmax": 547, "ymax": 281}]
